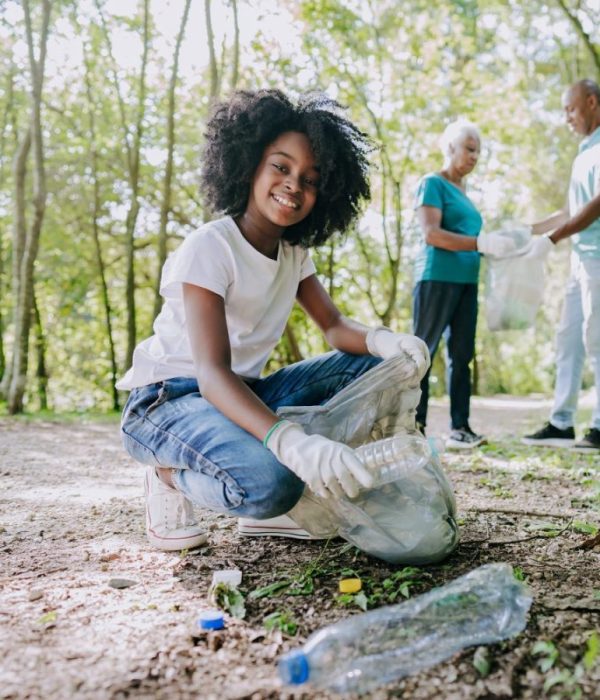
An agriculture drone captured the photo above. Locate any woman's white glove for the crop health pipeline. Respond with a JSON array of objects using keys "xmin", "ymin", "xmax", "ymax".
[
  {"xmin": 265, "ymin": 420, "xmax": 373, "ymax": 500},
  {"xmin": 366, "ymin": 327, "xmax": 430, "ymax": 380},
  {"xmin": 476, "ymin": 234, "xmax": 517, "ymax": 257},
  {"xmin": 523, "ymin": 234, "xmax": 555, "ymax": 259}
]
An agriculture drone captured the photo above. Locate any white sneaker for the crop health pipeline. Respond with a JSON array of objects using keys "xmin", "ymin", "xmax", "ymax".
[
  {"xmin": 237, "ymin": 514, "xmax": 326, "ymax": 540},
  {"xmin": 144, "ymin": 465, "xmax": 208, "ymax": 551}
]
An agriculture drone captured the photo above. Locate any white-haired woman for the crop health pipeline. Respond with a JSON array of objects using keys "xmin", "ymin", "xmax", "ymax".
[{"xmin": 412, "ymin": 120, "xmax": 515, "ymax": 448}]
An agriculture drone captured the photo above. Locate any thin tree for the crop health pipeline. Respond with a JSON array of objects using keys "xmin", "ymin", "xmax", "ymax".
[
  {"xmin": 205, "ymin": 0, "xmax": 219, "ymax": 101},
  {"xmin": 554, "ymin": 0, "xmax": 600, "ymax": 77},
  {"xmin": 4, "ymin": 0, "xmax": 51, "ymax": 413},
  {"xmin": 230, "ymin": 0, "xmax": 240, "ymax": 90},
  {"xmin": 95, "ymin": 0, "xmax": 150, "ymax": 370},
  {"xmin": 0, "ymin": 62, "xmax": 17, "ymax": 381},
  {"xmin": 152, "ymin": 0, "xmax": 192, "ymax": 324},
  {"xmin": 82, "ymin": 38, "xmax": 120, "ymax": 411},
  {"xmin": 32, "ymin": 290, "xmax": 47, "ymax": 410}
]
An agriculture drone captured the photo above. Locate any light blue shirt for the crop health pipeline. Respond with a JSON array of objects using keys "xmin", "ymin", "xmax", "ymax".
[
  {"xmin": 570, "ymin": 126, "xmax": 600, "ymax": 259},
  {"xmin": 413, "ymin": 173, "xmax": 482, "ymax": 284}
]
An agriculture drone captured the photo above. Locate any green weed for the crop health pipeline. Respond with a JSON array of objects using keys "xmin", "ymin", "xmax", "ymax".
[
  {"xmin": 532, "ymin": 632, "xmax": 599, "ymax": 699},
  {"xmin": 211, "ymin": 582, "xmax": 246, "ymax": 619},
  {"xmin": 263, "ymin": 610, "xmax": 299, "ymax": 636}
]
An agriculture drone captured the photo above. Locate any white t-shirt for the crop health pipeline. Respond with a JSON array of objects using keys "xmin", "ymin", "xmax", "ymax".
[{"xmin": 116, "ymin": 216, "xmax": 316, "ymax": 390}]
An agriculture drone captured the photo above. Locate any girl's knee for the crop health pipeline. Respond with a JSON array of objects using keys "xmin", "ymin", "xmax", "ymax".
[{"xmin": 246, "ymin": 470, "xmax": 305, "ymax": 519}]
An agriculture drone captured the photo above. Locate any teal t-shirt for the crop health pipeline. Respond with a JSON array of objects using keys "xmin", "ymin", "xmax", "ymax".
[
  {"xmin": 570, "ymin": 126, "xmax": 600, "ymax": 259},
  {"xmin": 413, "ymin": 173, "xmax": 483, "ymax": 284}
]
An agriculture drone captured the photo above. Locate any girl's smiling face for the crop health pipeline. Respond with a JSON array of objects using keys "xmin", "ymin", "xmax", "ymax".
[{"xmin": 246, "ymin": 131, "xmax": 320, "ymax": 231}]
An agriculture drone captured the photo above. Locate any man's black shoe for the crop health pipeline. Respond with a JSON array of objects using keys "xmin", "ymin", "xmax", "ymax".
[
  {"xmin": 521, "ymin": 422, "xmax": 575, "ymax": 447},
  {"xmin": 572, "ymin": 428, "xmax": 600, "ymax": 453}
]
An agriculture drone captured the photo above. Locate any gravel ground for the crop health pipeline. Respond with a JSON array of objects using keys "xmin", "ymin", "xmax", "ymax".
[{"xmin": 1, "ymin": 394, "xmax": 599, "ymax": 699}]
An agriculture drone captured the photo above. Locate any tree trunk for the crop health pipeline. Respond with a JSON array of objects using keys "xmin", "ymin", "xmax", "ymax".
[
  {"xmin": 554, "ymin": 0, "xmax": 600, "ymax": 76},
  {"xmin": 32, "ymin": 290, "xmax": 48, "ymax": 411},
  {"xmin": 152, "ymin": 0, "xmax": 192, "ymax": 324},
  {"xmin": 205, "ymin": 0, "xmax": 219, "ymax": 101},
  {"xmin": 230, "ymin": 0, "xmax": 239, "ymax": 90},
  {"xmin": 6, "ymin": 0, "xmax": 51, "ymax": 414},
  {"xmin": 0, "ymin": 65, "xmax": 16, "ymax": 383},
  {"xmin": 123, "ymin": 0, "xmax": 150, "ymax": 369},
  {"xmin": 95, "ymin": 0, "xmax": 150, "ymax": 371},
  {"xmin": 83, "ymin": 44, "xmax": 120, "ymax": 411},
  {"xmin": 0, "ymin": 127, "xmax": 30, "ymax": 399},
  {"xmin": 284, "ymin": 324, "xmax": 303, "ymax": 364}
]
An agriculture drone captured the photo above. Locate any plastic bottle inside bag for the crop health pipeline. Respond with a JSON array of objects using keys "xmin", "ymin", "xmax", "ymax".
[
  {"xmin": 278, "ymin": 563, "xmax": 532, "ymax": 694},
  {"xmin": 355, "ymin": 434, "xmax": 444, "ymax": 486},
  {"xmin": 289, "ymin": 433, "xmax": 458, "ymax": 564}
]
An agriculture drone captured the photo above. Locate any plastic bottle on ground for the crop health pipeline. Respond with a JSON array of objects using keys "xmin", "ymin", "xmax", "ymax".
[{"xmin": 278, "ymin": 563, "xmax": 532, "ymax": 694}]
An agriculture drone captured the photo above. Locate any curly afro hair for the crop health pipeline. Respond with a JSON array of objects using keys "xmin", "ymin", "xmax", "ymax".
[{"xmin": 200, "ymin": 89, "xmax": 373, "ymax": 247}]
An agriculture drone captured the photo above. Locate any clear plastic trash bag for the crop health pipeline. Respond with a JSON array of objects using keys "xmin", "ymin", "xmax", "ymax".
[
  {"xmin": 278, "ymin": 354, "xmax": 459, "ymax": 564},
  {"xmin": 484, "ymin": 223, "xmax": 545, "ymax": 331}
]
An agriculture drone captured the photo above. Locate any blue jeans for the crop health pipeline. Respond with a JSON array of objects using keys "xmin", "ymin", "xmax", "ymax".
[
  {"xmin": 413, "ymin": 280, "xmax": 478, "ymax": 429},
  {"xmin": 551, "ymin": 253, "xmax": 600, "ymax": 430},
  {"xmin": 120, "ymin": 351, "xmax": 380, "ymax": 518}
]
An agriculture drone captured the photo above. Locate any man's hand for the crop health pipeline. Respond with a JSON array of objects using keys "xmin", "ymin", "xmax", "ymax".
[
  {"xmin": 476, "ymin": 234, "xmax": 518, "ymax": 257},
  {"xmin": 265, "ymin": 421, "xmax": 374, "ymax": 500},
  {"xmin": 366, "ymin": 327, "xmax": 430, "ymax": 380}
]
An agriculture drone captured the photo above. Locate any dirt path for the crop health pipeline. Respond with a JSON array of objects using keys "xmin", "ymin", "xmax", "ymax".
[{"xmin": 1, "ymin": 396, "xmax": 599, "ymax": 699}]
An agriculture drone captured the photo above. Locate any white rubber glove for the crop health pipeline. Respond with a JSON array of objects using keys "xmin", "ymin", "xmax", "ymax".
[
  {"xmin": 366, "ymin": 327, "xmax": 430, "ymax": 380},
  {"xmin": 523, "ymin": 234, "xmax": 555, "ymax": 259},
  {"xmin": 476, "ymin": 234, "xmax": 518, "ymax": 257},
  {"xmin": 265, "ymin": 420, "xmax": 374, "ymax": 500}
]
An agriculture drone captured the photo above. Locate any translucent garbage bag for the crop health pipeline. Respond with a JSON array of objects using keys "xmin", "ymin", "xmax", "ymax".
[
  {"xmin": 279, "ymin": 355, "xmax": 459, "ymax": 564},
  {"xmin": 484, "ymin": 223, "xmax": 545, "ymax": 331},
  {"xmin": 278, "ymin": 353, "xmax": 421, "ymax": 445}
]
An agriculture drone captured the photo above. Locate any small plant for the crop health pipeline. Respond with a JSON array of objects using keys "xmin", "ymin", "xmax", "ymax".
[
  {"xmin": 211, "ymin": 582, "xmax": 246, "ymax": 619},
  {"xmin": 532, "ymin": 632, "xmax": 599, "ymax": 699},
  {"xmin": 571, "ymin": 520, "xmax": 598, "ymax": 536},
  {"xmin": 472, "ymin": 645, "xmax": 491, "ymax": 677},
  {"xmin": 250, "ymin": 542, "xmax": 332, "ymax": 600},
  {"xmin": 513, "ymin": 566, "xmax": 526, "ymax": 582},
  {"xmin": 360, "ymin": 567, "xmax": 431, "ymax": 608},
  {"xmin": 263, "ymin": 610, "xmax": 299, "ymax": 636},
  {"xmin": 336, "ymin": 590, "xmax": 368, "ymax": 611},
  {"xmin": 37, "ymin": 610, "xmax": 57, "ymax": 625},
  {"xmin": 532, "ymin": 640, "xmax": 559, "ymax": 672},
  {"xmin": 583, "ymin": 631, "xmax": 599, "ymax": 672}
]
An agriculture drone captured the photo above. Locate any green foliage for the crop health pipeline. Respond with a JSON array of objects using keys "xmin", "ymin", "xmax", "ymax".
[
  {"xmin": 513, "ymin": 566, "xmax": 526, "ymax": 582},
  {"xmin": 472, "ymin": 645, "xmax": 492, "ymax": 677},
  {"xmin": 263, "ymin": 610, "xmax": 299, "ymax": 635},
  {"xmin": 210, "ymin": 582, "xmax": 246, "ymax": 619},
  {"xmin": 532, "ymin": 632, "xmax": 600, "ymax": 698},
  {"xmin": 336, "ymin": 590, "xmax": 369, "ymax": 611},
  {"xmin": 533, "ymin": 640, "xmax": 560, "ymax": 673},
  {"xmin": 2, "ymin": 0, "xmax": 598, "ymax": 410}
]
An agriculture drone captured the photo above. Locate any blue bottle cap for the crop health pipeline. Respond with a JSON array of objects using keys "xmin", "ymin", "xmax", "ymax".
[
  {"xmin": 197, "ymin": 609, "xmax": 225, "ymax": 630},
  {"xmin": 278, "ymin": 650, "xmax": 309, "ymax": 685}
]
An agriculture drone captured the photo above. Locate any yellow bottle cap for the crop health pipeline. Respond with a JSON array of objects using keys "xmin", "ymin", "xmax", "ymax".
[{"xmin": 339, "ymin": 578, "xmax": 362, "ymax": 593}]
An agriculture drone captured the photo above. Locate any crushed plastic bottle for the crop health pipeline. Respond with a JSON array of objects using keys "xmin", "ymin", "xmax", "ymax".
[{"xmin": 278, "ymin": 563, "xmax": 532, "ymax": 694}]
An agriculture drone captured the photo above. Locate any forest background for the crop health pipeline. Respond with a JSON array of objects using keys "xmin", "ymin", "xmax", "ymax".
[{"xmin": 1, "ymin": 0, "xmax": 599, "ymax": 416}]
